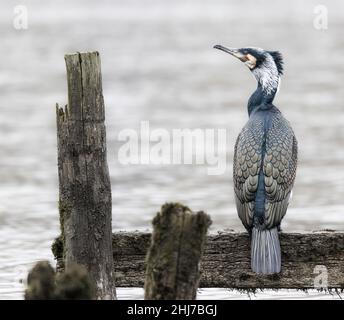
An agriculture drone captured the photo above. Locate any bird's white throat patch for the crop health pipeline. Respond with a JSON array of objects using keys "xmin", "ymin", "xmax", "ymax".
[{"xmin": 252, "ymin": 54, "xmax": 280, "ymax": 96}]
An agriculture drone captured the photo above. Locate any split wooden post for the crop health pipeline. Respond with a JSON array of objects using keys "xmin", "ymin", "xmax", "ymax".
[
  {"xmin": 56, "ymin": 52, "xmax": 116, "ymax": 300},
  {"xmin": 144, "ymin": 203, "xmax": 212, "ymax": 300}
]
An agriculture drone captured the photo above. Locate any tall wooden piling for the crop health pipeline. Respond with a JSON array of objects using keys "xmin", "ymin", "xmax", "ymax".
[
  {"xmin": 144, "ymin": 203, "xmax": 212, "ymax": 300},
  {"xmin": 56, "ymin": 52, "xmax": 116, "ymax": 300}
]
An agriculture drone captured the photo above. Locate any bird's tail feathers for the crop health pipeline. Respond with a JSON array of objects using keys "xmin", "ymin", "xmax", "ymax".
[{"xmin": 251, "ymin": 227, "xmax": 281, "ymax": 274}]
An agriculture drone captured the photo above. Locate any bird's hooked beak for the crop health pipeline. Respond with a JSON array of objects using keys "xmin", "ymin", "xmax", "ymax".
[
  {"xmin": 213, "ymin": 44, "xmax": 257, "ymax": 70},
  {"xmin": 213, "ymin": 45, "xmax": 247, "ymax": 62}
]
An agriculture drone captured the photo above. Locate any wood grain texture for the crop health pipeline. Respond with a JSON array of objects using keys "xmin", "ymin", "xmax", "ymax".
[
  {"xmin": 56, "ymin": 52, "xmax": 115, "ymax": 299},
  {"xmin": 112, "ymin": 231, "xmax": 344, "ymax": 289}
]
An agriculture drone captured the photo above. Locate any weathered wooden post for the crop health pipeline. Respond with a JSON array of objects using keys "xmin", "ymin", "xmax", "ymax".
[
  {"xmin": 144, "ymin": 203, "xmax": 212, "ymax": 300},
  {"xmin": 109, "ymin": 230, "xmax": 344, "ymax": 289},
  {"xmin": 56, "ymin": 52, "xmax": 116, "ymax": 299}
]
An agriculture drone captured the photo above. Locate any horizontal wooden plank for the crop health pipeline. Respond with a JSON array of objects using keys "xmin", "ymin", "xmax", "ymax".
[{"xmin": 112, "ymin": 231, "xmax": 344, "ymax": 289}]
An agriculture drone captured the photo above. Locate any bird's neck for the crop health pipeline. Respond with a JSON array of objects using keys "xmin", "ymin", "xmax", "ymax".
[{"xmin": 247, "ymin": 82, "xmax": 278, "ymax": 116}]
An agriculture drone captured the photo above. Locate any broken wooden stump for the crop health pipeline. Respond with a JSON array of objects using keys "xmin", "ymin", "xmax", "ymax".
[
  {"xmin": 144, "ymin": 203, "xmax": 212, "ymax": 300},
  {"xmin": 25, "ymin": 261, "xmax": 95, "ymax": 300},
  {"xmin": 25, "ymin": 261, "xmax": 56, "ymax": 300},
  {"xmin": 56, "ymin": 51, "xmax": 116, "ymax": 299}
]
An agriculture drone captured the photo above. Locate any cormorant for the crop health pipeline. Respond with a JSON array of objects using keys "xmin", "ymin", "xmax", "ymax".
[{"xmin": 214, "ymin": 45, "xmax": 298, "ymax": 274}]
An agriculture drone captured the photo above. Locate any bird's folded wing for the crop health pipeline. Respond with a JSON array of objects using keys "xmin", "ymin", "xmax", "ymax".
[
  {"xmin": 263, "ymin": 114, "xmax": 298, "ymax": 228},
  {"xmin": 233, "ymin": 117, "xmax": 264, "ymax": 229}
]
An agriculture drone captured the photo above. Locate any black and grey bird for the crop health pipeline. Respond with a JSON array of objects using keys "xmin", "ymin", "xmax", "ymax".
[{"xmin": 214, "ymin": 45, "xmax": 298, "ymax": 274}]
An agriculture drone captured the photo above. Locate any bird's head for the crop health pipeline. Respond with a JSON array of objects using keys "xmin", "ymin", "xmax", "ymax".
[{"xmin": 214, "ymin": 45, "xmax": 284, "ymax": 95}]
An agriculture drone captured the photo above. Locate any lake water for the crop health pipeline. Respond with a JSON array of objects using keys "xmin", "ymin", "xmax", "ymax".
[{"xmin": 0, "ymin": 0, "xmax": 343, "ymax": 299}]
